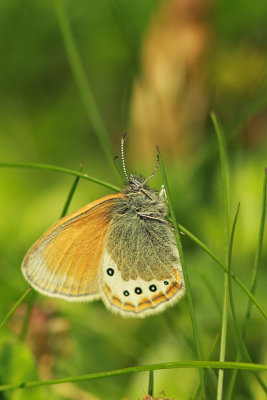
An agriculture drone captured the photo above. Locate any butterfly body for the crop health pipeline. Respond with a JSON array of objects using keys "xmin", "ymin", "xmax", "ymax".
[{"xmin": 22, "ymin": 173, "xmax": 185, "ymax": 317}]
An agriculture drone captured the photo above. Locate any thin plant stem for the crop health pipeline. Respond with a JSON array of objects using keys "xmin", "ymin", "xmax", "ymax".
[
  {"xmin": 0, "ymin": 162, "xmax": 120, "ymax": 192},
  {"xmin": 227, "ymin": 203, "xmax": 267, "ymax": 394},
  {"xmin": 157, "ymin": 148, "xmax": 206, "ymax": 400},
  {"xmin": 227, "ymin": 169, "xmax": 267, "ymax": 398},
  {"xmin": 54, "ymin": 0, "xmax": 116, "ymax": 175},
  {"xmin": 0, "ymin": 288, "xmax": 32, "ymax": 329},
  {"xmin": 200, "ymin": 274, "xmax": 222, "ymax": 316},
  {"xmin": 244, "ymin": 168, "xmax": 267, "ymax": 326},
  {"xmin": 179, "ymin": 224, "xmax": 266, "ymax": 320},
  {"xmin": 148, "ymin": 371, "xmax": 154, "ymax": 397},
  {"xmin": 191, "ymin": 334, "xmax": 220, "ymax": 400},
  {"xmin": 19, "ymin": 291, "xmax": 36, "ymax": 341},
  {"xmin": 0, "ymin": 361, "xmax": 265, "ymax": 392},
  {"xmin": 60, "ymin": 161, "xmax": 85, "ymax": 218},
  {"xmin": 211, "ymin": 112, "xmax": 230, "ymax": 400}
]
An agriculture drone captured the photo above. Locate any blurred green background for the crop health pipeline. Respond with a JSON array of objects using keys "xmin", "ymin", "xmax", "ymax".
[{"xmin": 0, "ymin": 0, "xmax": 266, "ymax": 399}]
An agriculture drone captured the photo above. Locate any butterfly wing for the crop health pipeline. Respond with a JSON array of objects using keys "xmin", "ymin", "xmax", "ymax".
[
  {"xmin": 22, "ymin": 194, "xmax": 125, "ymax": 301},
  {"xmin": 100, "ymin": 214, "xmax": 185, "ymax": 317}
]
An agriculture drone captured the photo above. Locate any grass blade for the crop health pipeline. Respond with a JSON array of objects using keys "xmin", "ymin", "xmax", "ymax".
[
  {"xmin": 0, "ymin": 162, "xmax": 120, "ymax": 192},
  {"xmin": 157, "ymin": 148, "xmax": 206, "ymax": 399},
  {"xmin": 179, "ymin": 225, "xmax": 266, "ymax": 320},
  {"xmin": 0, "ymin": 361, "xmax": 265, "ymax": 392},
  {"xmin": 148, "ymin": 371, "xmax": 154, "ymax": 397},
  {"xmin": 54, "ymin": 0, "xmax": 116, "ymax": 174},
  {"xmin": 0, "ymin": 288, "xmax": 32, "ymax": 329},
  {"xmin": 211, "ymin": 112, "xmax": 230, "ymax": 400},
  {"xmin": 191, "ymin": 334, "xmax": 220, "ymax": 400},
  {"xmin": 245, "ymin": 168, "xmax": 267, "ymax": 324},
  {"xmin": 19, "ymin": 291, "xmax": 36, "ymax": 341},
  {"xmin": 60, "ymin": 161, "xmax": 85, "ymax": 218},
  {"xmin": 227, "ymin": 169, "xmax": 267, "ymax": 398},
  {"xmin": 227, "ymin": 202, "xmax": 267, "ymax": 395}
]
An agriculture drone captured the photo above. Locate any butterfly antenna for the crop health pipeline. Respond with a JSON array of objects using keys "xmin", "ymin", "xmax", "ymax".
[
  {"xmin": 142, "ymin": 155, "xmax": 160, "ymax": 186},
  {"xmin": 113, "ymin": 155, "xmax": 127, "ymax": 181},
  {"xmin": 121, "ymin": 133, "xmax": 129, "ymax": 181}
]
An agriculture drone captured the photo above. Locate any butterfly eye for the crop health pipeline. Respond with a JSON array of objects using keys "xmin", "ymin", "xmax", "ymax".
[{"xmin": 130, "ymin": 184, "xmax": 139, "ymax": 192}]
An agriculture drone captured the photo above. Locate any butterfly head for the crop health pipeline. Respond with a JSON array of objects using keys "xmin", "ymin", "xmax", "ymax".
[{"xmin": 119, "ymin": 134, "xmax": 160, "ymax": 200}]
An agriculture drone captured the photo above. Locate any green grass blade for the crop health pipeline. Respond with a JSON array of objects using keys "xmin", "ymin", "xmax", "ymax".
[
  {"xmin": 19, "ymin": 291, "xmax": 36, "ymax": 341},
  {"xmin": 228, "ymin": 204, "xmax": 267, "ymax": 396},
  {"xmin": 227, "ymin": 169, "xmax": 267, "ymax": 398},
  {"xmin": 245, "ymin": 168, "xmax": 267, "ymax": 324},
  {"xmin": 227, "ymin": 204, "xmax": 240, "ymax": 344},
  {"xmin": 191, "ymin": 334, "xmax": 220, "ymax": 400},
  {"xmin": 200, "ymin": 273, "xmax": 222, "ymax": 316},
  {"xmin": 0, "ymin": 288, "xmax": 32, "ymax": 329},
  {"xmin": 0, "ymin": 361, "xmax": 265, "ymax": 392},
  {"xmin": 211, "ymin": 112, "xmax": 230, "ymax": 400},
  {"xmin": 179, "ymin": 225, "xmax": 266, "ymax": 320},
  {"xmin": 211, "ymin": 112, "xmax": 230, "ymax": 244},
  {"xmin": 60, "ymin": 162, "xmax": 85, "ymax": 218},
  {"xmin": 0, "ymin": 162, "xmax": 120, "ymax": 192},
  {"xmin": 148, "ymin": 370, "xmax": 154, "ymax": 396},
  {"xmin": 54, "ymin": 0, "xmax": 116, "ymax": 174},
  {"xmin": 157, "ymin": 148, "xmax": 206, "ymax": 399}
]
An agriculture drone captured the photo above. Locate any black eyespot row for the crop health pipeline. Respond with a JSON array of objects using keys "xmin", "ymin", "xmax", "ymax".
[
  {"xmin": 164, "ymin": 281, "xmax": 169, "ymax": 285},
  {"xmin": 149, "ymin": 284, "xmax": 157, "ymax": 292},
  {"xmin": 123, "ymin": 290, "xmax": 130, "ymax": 297},
  {"xmin": 135, "ymin": 287, "xmax": 142, "ymax": 295},
  {"xmin": 107, "ymin": 268, "xmax": 114, "ymax": 276}
]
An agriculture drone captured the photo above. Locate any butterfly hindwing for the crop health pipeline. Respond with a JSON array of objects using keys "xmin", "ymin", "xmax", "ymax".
[
  {"xmin": 100, "ymin": 211, "xmax": 185, "ymax": 317},
  {"xmin": 101, "ymin": 248, "xmax": 185, "ymax": 317}
]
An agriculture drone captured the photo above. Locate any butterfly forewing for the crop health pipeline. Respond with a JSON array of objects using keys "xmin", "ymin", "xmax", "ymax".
[{"xmin": 22, "ymin": 194, "xmax": 125, "ymax": 300}]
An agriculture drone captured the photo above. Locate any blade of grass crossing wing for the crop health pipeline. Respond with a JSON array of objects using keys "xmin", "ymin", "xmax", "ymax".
[{"xmin": 157, "ymin": 148, "xmax": 206, "ymax": 400}]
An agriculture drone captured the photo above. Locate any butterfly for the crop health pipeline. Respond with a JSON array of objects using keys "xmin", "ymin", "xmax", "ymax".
[{"xmin": 22, "ymin": 135, "xmax": 185, "ymax": 317}]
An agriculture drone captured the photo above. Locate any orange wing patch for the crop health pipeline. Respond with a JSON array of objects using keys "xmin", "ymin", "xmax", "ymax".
[{"xmin": 22, "ymin": 194, "xmax": 126, "ymax": 300}]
